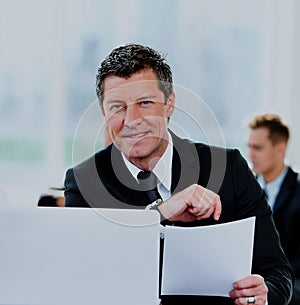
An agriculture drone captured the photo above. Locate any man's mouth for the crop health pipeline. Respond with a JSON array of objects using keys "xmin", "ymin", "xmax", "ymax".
[{"xmin": 125, "ymin": 131, "xmax": 150, "ymax": 139}]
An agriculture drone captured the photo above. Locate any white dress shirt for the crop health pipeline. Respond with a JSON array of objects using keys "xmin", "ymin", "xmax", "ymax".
[{"xmin": 121, "ymin": 132, "xmax": 173, "ymax": 201}]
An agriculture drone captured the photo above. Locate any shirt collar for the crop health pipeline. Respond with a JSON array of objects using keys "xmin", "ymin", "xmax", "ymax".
[
  {"xmin": 257, "ymin": 166, "xmax": 288, "ymax": 189},
  {"xmin": 121, "ymin": 132, "xmax": 173, "ymax": 191},
  {"xmin": 257, "ymin": 166, "xmax": 288, "ymax": 210}
]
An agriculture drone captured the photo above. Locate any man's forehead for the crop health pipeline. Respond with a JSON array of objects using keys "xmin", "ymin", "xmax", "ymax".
[
  {"xmin": 103, "ymin": 79, "xmax": 163, "ymax": 101},
  {"xmin": 104, "ymin": 77, "xmax": 159, "ymax": 90},
  {"xmin": 251, "ymin": 127, "xmax": 270, "ymax": 138},
  {"xmin": 249, "ymin": 128, "xmax": 270, "ymax": 140}
]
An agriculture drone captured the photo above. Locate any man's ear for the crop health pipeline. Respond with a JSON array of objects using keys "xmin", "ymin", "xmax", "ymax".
[
  {"xmin": 276, "ymin": 141, "xmax": 287, "ymax": 157},
  {"xmin": 166, "ymin": 92, "xmax": 175, "ymax": 118}
]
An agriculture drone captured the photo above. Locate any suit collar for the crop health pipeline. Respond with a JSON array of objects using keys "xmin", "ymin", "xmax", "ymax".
[
  {"xmin": 109, "ymin": 130, "xmax": 200, "ymax": 195},
  {"xmin": 273, "ymin": 166, "xmax": 298, "ymax": 212},
  {"xmin": 120, "ymin": 132, "xmax": 173, "ymax": 192},
  {"xmin": 169, "ymin": 130, "xmax": 200, "ymax": 193}
]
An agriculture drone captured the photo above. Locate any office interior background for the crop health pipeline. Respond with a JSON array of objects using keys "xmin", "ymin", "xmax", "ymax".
[{"xmin": 1, "ymin": 0, "xmax": 300, "ymax": 206}]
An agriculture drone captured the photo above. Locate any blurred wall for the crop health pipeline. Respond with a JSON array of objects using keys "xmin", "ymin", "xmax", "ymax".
[{"xmin": 0, "ymin": 0, "xmax": 299, "ymax": 205}]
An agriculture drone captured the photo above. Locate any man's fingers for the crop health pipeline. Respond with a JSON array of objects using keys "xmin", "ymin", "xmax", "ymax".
[
  {"xmin": 229, "ymin": 275, "xmax": 268, "ymax": 305},
  {"xmin": 187, "ymin": 190, "xmax": 221, "ymax": 221},
  {"xmin": 213, "ymin": 196, "xmax": 222, "ymax": 221},
  {"xmin": 168, "ymin": 210, "xmax": 197, "ymax": 222},
  {"xmin": 188, "ymin": 205, "xmax": 212, "ymax": 218},
  {"xmin": 159, "ymin": 184, "xmax": 222, "ymax": 222}
]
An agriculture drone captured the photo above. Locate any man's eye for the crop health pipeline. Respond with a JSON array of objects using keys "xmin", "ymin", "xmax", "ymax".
[
  {"xmin": 110, "ymin": 104, "xmax": 124, "ymax": 111},
  {"xmin": 140, "ymin": 100, "xmax": 153, "ymax": 106}
]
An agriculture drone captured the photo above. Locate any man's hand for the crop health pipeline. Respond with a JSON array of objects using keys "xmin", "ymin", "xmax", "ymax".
[
  {"xmin": 158, "ymin": 184, "xmax": 221, "ymax": 222},
  {"xmin": 229, "ymin": 274, "xmax": 268, "ymax": 305}
]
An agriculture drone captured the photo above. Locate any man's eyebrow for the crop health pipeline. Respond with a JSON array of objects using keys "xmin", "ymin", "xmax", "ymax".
[
  {"xmin": 105, "ymin": 95, "xmax": 158, "ymax": 105},
  {"xmin": 248, "ymin": 143, "xmax": 262, "ymax": 148},
  {"xmin": 105, "ymin": 99, "xmax": 126, "ymax": 105},
  {"xmin": 136, "ymin": 95, "xmax": 157, "ymax": 101}
]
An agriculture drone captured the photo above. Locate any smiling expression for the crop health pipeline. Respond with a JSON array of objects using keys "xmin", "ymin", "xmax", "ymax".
[{"xmin": 101, "ymin": 69, "xmax": 175, "ymax": 168}]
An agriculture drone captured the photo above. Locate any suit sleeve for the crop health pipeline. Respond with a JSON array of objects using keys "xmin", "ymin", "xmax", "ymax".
[
  {"xmin": 230, "ymin": 149, "xmax": 294, "ymax": 305},
  {"xmin": 64, "ymin": 168, "xmax": 90, "ymax": 207},
  {"xmin": 289, "ymin": 182, "xmax": 300, "ymax": 277}
]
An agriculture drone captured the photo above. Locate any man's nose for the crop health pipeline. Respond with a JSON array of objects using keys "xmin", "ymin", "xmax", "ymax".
[{"xmin": 124, "ymin": 104, "xmax": 142, "ymax": 127}]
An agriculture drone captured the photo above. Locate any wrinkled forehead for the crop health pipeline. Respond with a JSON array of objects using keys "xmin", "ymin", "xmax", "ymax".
[{"xmin": 102, "ymin": 75, "xmax": 164, "ymax": 103}]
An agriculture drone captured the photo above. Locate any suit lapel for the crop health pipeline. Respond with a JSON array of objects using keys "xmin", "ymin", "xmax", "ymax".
[
  {"xmin": 273, "ymin": 167, "xmax": 298, "ymax": 212},
  {"xmin": 100, "ymin": 145, "xmax": 150, "ymax": 206},
  {"xmin": 170, "ymin": 132, "xmax": 201, "ymax": 193}
]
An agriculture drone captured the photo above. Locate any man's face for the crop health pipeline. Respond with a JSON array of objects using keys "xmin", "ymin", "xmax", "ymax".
[
  {"xmin": 101, "ymin": 69, "xmax": 175, "ymax": 164},
  {"xmin": 247, "ymin": 127, "xmax": 284, "ymax": 175}
]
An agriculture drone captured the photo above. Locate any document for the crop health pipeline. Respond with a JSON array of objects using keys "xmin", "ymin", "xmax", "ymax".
[{"xmin": 161, "ymin": 217, "xmax": 255, "ymax": 297}]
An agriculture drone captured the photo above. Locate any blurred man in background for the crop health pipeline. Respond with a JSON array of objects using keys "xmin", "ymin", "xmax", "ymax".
[{"xmin": 248, "ymin": 113, "xmax": 300, "ymax": 305}]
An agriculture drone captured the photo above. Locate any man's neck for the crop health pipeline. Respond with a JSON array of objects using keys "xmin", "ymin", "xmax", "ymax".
[
  {"xmin": 127, "ymin": 138, "xmax": 170, "ymax": 171},
  {"xmin": 129, "ymin": 156, "xmax": 161, "ymax": 172},
  {"xmin": 263, "ymin": 163, "xmax": 286, "ymax": 183}
]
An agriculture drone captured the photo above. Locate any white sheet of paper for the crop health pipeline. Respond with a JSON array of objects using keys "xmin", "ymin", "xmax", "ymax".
[{"xmin": 161, "ymin": 217, "xmax": 255, "ymax": 297}]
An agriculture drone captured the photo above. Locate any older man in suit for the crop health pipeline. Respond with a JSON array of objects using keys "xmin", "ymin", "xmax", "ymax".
[
  {"xmin": 64, "ymin": 44, "xmax": 293, "ymax": 305},
  {"xmin": 248, "ymin": 114, "xmax": 300, "ymax": 305}
]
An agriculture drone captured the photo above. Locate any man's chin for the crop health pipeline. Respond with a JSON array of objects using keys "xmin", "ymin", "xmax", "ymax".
[
  {"xmin": 123, "ymin": 143, "xmax": 153, "ymax": 158},
  {"xmin": 252, "ymin": 168, "xmax": 261, "ymax": 175},
  {"xmin": 127, "ymin": 151, "xmax": 150, "ymax": 160}
]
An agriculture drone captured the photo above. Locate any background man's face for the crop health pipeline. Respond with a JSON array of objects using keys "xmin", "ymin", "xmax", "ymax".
[
  {"xmin": 101, "ymin": 69, "xmax": 174, "ymax": 163},
  {"xmin": 247, "ymin": 127, "xmax": 283, "ymax": 176}
]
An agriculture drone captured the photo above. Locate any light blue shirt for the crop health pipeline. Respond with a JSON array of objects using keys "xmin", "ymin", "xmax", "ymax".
[
  {"xmin": 257, "ymin": 167, "xmax": 288, "ymax": 210},
  {"xmin": 256, "ymin": 168, "xmax": 288, "ymax": 305}
]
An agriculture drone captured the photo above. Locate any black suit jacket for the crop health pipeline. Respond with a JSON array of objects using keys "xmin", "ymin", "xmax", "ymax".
[
  {"xmin": 64, "ymin": 132, "xmax": 293, "ymax": 305},
  {"xmin": 272, "ymin": 167, "xmax": 300, "ymax": 278}
]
